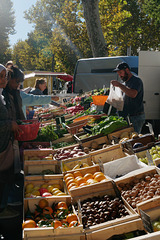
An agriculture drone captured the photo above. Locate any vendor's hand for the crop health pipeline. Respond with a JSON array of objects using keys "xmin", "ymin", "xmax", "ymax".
[
  {"xmin": 111, "ymin": 80, "xmax": 121, "ymax": 87},
  {"xmin": 11, "ymin": 121, "xmax": 23, "ymax": 135},
  {"xmin": 51, "ymin": 96, "xmax": 59, "ymax": 101}
]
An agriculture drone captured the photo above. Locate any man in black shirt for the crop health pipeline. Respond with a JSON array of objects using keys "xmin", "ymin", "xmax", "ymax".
[{"xmin": 111, "ymin": 62, "xmax": 145, "ymax": 133}]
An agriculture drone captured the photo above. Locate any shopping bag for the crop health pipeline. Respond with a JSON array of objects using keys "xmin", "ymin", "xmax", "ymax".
[{"xmin": 106, "ymin": 83, "xmax": 124, "ymax": 111}]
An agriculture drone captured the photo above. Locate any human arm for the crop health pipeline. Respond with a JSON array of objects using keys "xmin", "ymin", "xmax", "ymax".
[
  {"xmin": 20, "ymin": 91, "xmax": 52, "ymax": 106},
  {"xmin": 111, "ymin": 80, "xmax": 138, "ymax": 98}
]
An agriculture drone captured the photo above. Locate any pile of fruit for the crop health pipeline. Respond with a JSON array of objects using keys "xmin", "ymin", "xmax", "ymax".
[
  {"xmin": 23, "ymin": 200, "xmax": 79, "ymax": 229},
  {"xmin": 149, "ymin": 145, "xmax": 160, "ymax": 160},
  {"xmin": 74, "ymin": 195, "xmax": 129, "ymax": 228},
  {"xmin": 53, "ymin": 146, "xmax": 86, "ymax": 161},
  {"xmin": 63, "ymin": 160, "xmax": 90, "ymax": 172},
  {"xmin": 64, "ymin": 171, "xmax": 108, "ymax": 192},
  {"xmin": 25, "ymin": 183, "xmax": 66, "ymax": 198},
  {"xmin": 118, "ymin": 173, "xmax": 160, "ymax": 209}
]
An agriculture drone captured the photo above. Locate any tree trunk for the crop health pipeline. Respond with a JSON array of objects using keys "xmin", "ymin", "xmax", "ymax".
[{"xmin": 82, "ymin": 0, "xmax": 107, "ymax": 57}]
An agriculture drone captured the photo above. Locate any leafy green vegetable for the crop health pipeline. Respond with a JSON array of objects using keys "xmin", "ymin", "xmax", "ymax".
[
  {"xmin": 35, "ymin": 125, "xmax": 58, "ymax": 142},
  {"xmin": 91, "ymin": 116, "xmax": 128, "ymax": 135}
]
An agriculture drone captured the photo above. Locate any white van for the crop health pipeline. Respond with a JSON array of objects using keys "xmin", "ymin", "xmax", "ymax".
[
  {"xmin": 138, "ymin": 51, "xmax": 160, "ymax": 120},
  {"xmin": 73, "ymin": 56, "xmax": 138, "ymax": 93}
]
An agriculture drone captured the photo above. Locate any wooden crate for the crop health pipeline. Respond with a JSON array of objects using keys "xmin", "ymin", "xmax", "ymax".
[
  {"xmin": 154, "ymin": 158, "xmax": 160, "ymax": 168},
  {"xmin": 23, "ymin": 149, "xmax": 54, "ymax": 161},
  {"xmin": 24, "ymin": 197, "xmax": 84, "ymax": 240},
  {"xmin": 72, "ymin": 182, "xmax": 139, "ymax": 234},
  {"xmin": 64, "ymin": 165, "xmax": 113, "ymax": 199},
  {"xmin": 65, "ymin": 119, "xmax": 88, "ymax": 135},
  {"xmin": 121, "ymin": 134, "xmax": 155, "ymax": 153},
  {"xmin": 136, "ymin": 197, "xmax": 160, "ymax": 237},
  {"xmin": 24, "ymin": 174, "xmax": 67, "ymax": 198},
  {"xmin": 61, "ymin": 155, "xmax": 94, "ymax": 173},
  {"xmin": 86, "ymin": 219, "xmax": 145, "ymax": 240},
  {"xmin": 129, "ymin": 232, "xmax": 160, "ymax": 240},
  {"xmin": 23, "ymin": 148, "xmax": 60, "ymax": 175},
  {"xmin": 115, "ymin": 166, "xmax": 160, "ymax": 210},
  {"xmin": 90, "ymin": 144, "xmax": 127, "ymax": 164},
  {"xmin": 24, "ymin": 230, "xmax": 85, "ymax": 240},
  {"xmin": 82, "ymin": 135, "xmax": 110, "ymax": 150},
  {"xmin": 108, "ymin": 126, "xmax": 134, "ymax": 141},
  {"xmin": 52, "ymin": 133, "xmax": 76, "ymax": 144},
  {"xmin": 136, "ymin": 196, "xmax": 160, "ymax": 218},
  {"xmin": 24, "ymin": 159, "xmax": 59, "ymax": 175},
  {"xmin": 115, "ymin": 166, "xmax": 159, "ymax": 185}
]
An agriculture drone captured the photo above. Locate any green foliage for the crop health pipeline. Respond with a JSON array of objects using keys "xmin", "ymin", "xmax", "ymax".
[
  {"xmin": 36, "ymin": 124, "xmax": 59, "ymax": 142},
  {"xmin": 143, "ymin": 0, "xmax": 160, "ymax": 24},
  {"xmin": 8, "ymin": 0, "xmax": 160, "ymax": 71},
  {"xmin": 0, "ymin": 0, "xmax": 15, "ymax": 63}
]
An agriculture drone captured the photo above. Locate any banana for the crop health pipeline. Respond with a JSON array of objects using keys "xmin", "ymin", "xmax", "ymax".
[
  {"xmin": 82, "ymin": 163, "xmax": 89, "ymax": 168},
  {"xmin": 72, "ymin": 161, "xmax": 82, "ymax": 170},
  {"xmin": 72, "ymin": 163, "xmax": 80, "ymax": 170},
  {"xmin": 63, "ymin": 163, "xmax": 71, "ymax": 172}
]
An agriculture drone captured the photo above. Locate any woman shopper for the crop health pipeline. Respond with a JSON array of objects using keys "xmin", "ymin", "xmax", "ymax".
[
  {"xmin": 2, "ymin": 65, "xmax": 26, "ymax": 215},
  {"xmin": 29, "ymin": 78, "xmax": 47, "ymax": 95},
  {"xmin": 0, "ymin": 64, "xmax": 20, "ymax": 218}
]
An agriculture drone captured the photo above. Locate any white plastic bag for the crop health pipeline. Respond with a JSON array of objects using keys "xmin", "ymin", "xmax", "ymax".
[{"xmin": 107, "ymin": 83, "xmax": 124, "ymax": 111}]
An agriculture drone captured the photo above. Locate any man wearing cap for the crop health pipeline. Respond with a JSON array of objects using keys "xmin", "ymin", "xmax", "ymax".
[{"xmin": 111, "ymin": 62, "xmax": 145, "ymax": 133}]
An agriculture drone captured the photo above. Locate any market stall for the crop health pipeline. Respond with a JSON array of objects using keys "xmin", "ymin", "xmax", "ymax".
[{"xmin": 7, "ymin": 91, "xmax": 160, "ymax": 240}]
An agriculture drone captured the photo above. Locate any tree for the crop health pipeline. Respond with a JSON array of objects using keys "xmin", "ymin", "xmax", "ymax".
[
  {"xmin": 23, "ymin": 0, "xmax": 92, "ymax": 73},
  {"xmin": 143, "ymin": 0, "xmax": 160, "ymax": 24},
  {"xmin": 81, "ymin": 0, "xmax": 107, "ymax": 57},
  {"xmin": 99, "ymin": 0, "xmax": 131, "ymax": 56},
  {"xmin": 0, "ymin": 0, "xmax": 15, "ymax": 63}
]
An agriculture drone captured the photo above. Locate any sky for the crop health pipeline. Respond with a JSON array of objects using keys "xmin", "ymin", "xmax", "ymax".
[{"xmin": 9, "ymin": 0, "xmax": 37, "ymax": 47}]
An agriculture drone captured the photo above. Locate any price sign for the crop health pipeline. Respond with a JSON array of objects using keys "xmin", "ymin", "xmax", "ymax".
[
  {"xmin": 98, "ymin": 158, "xmax": 104, "ymax": 173},
  {"xmin": 140, "ymin": 209, "xmax": 153, "ymax": 233},
  {"xmin": 77, "ymin": 199, "xmax": 82, "ymax": 224},
  {"xmin": 111, "ymin": 181, "xmax": 121, "ymax": 199}
]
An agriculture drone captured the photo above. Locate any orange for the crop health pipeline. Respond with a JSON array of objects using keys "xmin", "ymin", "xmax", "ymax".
[
  {"xmin": 94, "ymin": 173, "xmax": 106, "ymax": 182},
  {"xmin": 75, "ymin": 176, "xmax": 83, "ymax": 181},
  {"xmin": 51, "ymin": 220, "xmax": 62, "ymax": 229},
  {"xmin": 66, "ymin": 213, "xmax": 78, "ymax": 224},
  {"xmin": 76, "ymin": 177, "xmax": 86, "ymax": 186},
  {"xmin": 69, "ymin": 221, "xmax": 79, "ymax": 227},
  {"xmin": 66, "ymin": 179, "xmax": 76, "ymax": 187},
  {"xmin": 65, "ymin": 176, "xmax": 74, "ymax": 183},
  {"xmin": 68, "ymin": 182, "xmax": 78, "ymax": 190},
  {"xmin": 43, "ymin": 206, "xmax": 53, "ymax": 215},
  {"xmin": 84, "ymin": 173, "xmax": 93, "ymax": 181},
  {"xmin": 100, "ymin": 178, "xmax": 107, "ymax": 182},
  {"xmin": 56, "ymin": 201, "xmax": 68, "ymax": 210},
  {"xmin": 86, "ymin": 179, "xmax": 97, "ymax": 185},
  {"xmin": 73, "ymin": 171, "xmax": 82, "ymax": 178},
  {"xmin": 64, "ymin": 173, "xmax": 74, "ymax": 180},
  {"xmin": 93, "ymin": 172, "xmax": 104, "ymax": 178},
  {"xmin": 79, "ymin": 183, "xmax": 87, "ymax": 187},
  {"xmin": 22, "ymin": 220, "xmax": 37, "ymax": 229},
  {"xmin": 38, "ymin": 199, "xmax": 49, "ymax": 209},
  {"xmin": 69, "ymin": 186, "xmax": 77, "ymax": 191}
]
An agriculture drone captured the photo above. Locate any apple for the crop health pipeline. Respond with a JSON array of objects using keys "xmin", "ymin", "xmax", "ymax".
[
  {"xmin": 42, "ymin": 192, "xmax": 52, "ymax": 197},
  {"xmin": 39, "ymin": 188, "xmax": 48, "ymax": 196}
]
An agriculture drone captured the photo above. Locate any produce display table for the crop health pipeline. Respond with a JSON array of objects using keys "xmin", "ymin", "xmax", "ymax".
[{"xmin": 19, "ymin": 104, "xmax": 160, "ymax": 240}]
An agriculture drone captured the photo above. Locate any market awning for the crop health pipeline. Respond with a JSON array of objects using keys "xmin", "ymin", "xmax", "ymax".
[{"xmin": 24, "ymin": 71, "xmax": 73, "ymax": 82}]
